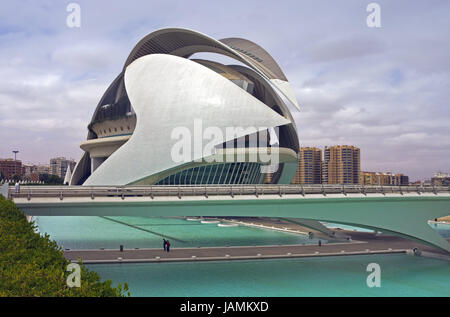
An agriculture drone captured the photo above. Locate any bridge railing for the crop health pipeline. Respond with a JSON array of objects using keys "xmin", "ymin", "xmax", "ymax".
[{"xmin": 7, "ymin": 184, "xmax": 450, "ymax": 200}]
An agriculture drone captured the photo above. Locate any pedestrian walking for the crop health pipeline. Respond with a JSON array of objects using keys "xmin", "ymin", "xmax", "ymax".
[
  {"xmin": 166, "ymin": 240, "xmax": 171, "ymax": 252},
  {"xmin": 163, "ymin": 238, "xmax": 167, "ymax": 251},
  {"xmin": 14, "ymin": 182, "xmax": 20, "ymax": 194}
]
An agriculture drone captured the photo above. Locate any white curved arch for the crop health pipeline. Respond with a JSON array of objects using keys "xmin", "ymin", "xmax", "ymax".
[
  {"xmin": 123, "ymin": 28, "xmax": 300, "ymax": 110},
  {"xmin": 84, "ymin": 54, "xmax": 291, "ymax": 186}
]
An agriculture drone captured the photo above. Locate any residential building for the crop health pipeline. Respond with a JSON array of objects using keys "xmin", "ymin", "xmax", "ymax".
[
  {"xmin": 37, "ymin": 164, "xmax": 50, "ymax": 175},
  {"xmin": 360, "ymin": 171, "xmax": 409, "ymax": 185},
  {"xmin": 50, "ymin": 157, "xmax": 76, "ymax": 179},
  {"xmin": 0, "ymin": 158, "xmax": 23, "ymax": 179},
  {"xmin": 360, "ymin": 171, "xmax": 377, "ymax": 185},
  {"xmin": 322, "ymin": 145, "xmax": 360, "ymax": 184},
  {"xmin": 431, "ymin": 172, "xmax": 450, "ymax": 186},
  {"xmin": 292, "ymin": 147, "xmax": 322, "ymax": 184}
]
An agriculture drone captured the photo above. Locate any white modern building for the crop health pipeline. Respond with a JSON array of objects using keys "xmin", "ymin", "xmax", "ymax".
[{"xmin": 70, "ymin": 28, "xmax": 300, "ymax": 186}]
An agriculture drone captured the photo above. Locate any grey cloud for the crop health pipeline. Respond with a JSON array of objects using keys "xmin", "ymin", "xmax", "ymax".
[{"xmin": 302, "ymin": 35, "xmax": 386, "ymax": 63}]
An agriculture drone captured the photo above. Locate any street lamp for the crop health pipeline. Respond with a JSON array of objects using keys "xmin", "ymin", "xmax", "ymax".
[{"xmin": 12, "ymin": 150, "xmax": 19, "ymax": 179}]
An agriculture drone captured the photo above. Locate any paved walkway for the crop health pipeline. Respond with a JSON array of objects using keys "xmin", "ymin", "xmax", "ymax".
[{"xmin": 63, "ymin": 232, "xmax": 450, "ymax": 264}]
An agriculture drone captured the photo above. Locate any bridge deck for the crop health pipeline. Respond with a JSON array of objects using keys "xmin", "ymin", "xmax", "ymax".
[
  {"xmin": 3, "ymin": 184, "xmax": 449, "ymax": 253},
  {"xmin": 64, "ymin": 232, "xmax": 450, "ymax": 264}
]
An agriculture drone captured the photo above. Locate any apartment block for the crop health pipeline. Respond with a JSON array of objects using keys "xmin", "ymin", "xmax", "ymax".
[
  {"xmin": 50, "ymin": 157, "xmax": 76, "ymax": 179},
  {"xmin": 360, "ymin": 171, "xmax": 409, "ymax": 185},
  {"xmin": 292, "ymin": 147, "xmax": 322, "ymax": 184},
  {"xmin": 0, "ymin": 158, "xmax": 23, "ymax": 179},
  {"xmin": 322, "ymin": 145, "xmax": 360, "ymax": 184},
  {"xmin": 431, "ymin": 172, "xmax": 450, "ymax": 186}
]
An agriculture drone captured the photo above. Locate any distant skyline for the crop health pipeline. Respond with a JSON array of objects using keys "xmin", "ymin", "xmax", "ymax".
[{"xmin": 1, "ymin": 0, "xmax": 449, "ymax": 181}]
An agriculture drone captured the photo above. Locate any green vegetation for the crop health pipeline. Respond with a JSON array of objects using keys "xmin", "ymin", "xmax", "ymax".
[
  {"xmin": 39, "ymin": 173, "xmax": 64, "ymax": 185},
  {"xmin": 0, "ymin": 196, "xmax": 129, "ymax": 296}
]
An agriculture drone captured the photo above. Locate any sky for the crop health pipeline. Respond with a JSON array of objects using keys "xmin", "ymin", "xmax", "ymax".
[{"xmin": 0, "ymin": 0, "xmax": 449, "ymax": 181}]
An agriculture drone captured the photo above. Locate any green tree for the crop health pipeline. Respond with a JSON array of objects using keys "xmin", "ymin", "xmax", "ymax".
[{"xmin": 39, "ymin": 174, "xmax": 64, "ymax": 185}]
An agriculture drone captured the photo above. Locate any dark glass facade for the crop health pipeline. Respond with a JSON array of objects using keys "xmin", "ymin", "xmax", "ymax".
[{"xmin": 156, "ymin": 162, "xmax": 264, "ymax": 185}]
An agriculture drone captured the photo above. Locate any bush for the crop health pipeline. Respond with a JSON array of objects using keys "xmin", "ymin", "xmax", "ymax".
[
  {"xmin": 0, "ymin": 196, "xmax": 129, "ymax": 297},
  {"xmin": 39, "ymin": 174, "xmax": 64, "ymax": 185}
]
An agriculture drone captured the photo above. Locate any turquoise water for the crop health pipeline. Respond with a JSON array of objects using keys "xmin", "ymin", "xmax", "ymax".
[
  {"xmin": 87, "ymin": 254, "xmax": 450, "ymax": 297},
  {"xmin": 34, "ymin": 216, "xmax": 319, "ymax": 250},
  {"xmin": 35, "ymin": 216, "xmax": 450, "ymax": 297},
  {"xmin": 34, "ymin": 216, "xmax": 449, "ymax": 250}
]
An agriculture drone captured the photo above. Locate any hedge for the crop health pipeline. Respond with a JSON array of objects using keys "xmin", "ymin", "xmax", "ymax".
[{"xmin": 0, "ymin": 195, "xmax": 129, "ymax": 296}]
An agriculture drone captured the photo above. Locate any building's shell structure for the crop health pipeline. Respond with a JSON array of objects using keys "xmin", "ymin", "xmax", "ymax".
[{"xmin": 70, "ymin": 28, "xmax": 300, "ymax": 186}]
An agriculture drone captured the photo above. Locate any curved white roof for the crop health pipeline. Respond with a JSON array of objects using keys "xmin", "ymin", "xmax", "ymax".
[{"xmin": 123, "ymin": 28, "xmax": 300, "ymax": 110}]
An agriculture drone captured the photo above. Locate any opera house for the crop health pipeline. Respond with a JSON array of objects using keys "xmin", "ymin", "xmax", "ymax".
[{"xmin": 70, "ymin": 28, "xmax": 300, "ymax": 186}]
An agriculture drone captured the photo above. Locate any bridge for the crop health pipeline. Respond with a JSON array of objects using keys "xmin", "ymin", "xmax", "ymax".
[{"xmin": 1, "ymin": 184, "xmax": 450, "ymax": 252}]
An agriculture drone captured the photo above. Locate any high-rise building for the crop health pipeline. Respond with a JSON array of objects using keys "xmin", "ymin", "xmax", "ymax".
[
  {"xmin": 0, "ymin": 158, "xmax": 23, "ymax": 180},
  {"xmin": 322, "ymin": 145, "xmax": 360, "ymax": 184},
  {"xmin": 50, "ymin": 157, "xmax": 76, "ymax": 179},
  {"xmin": 292, "ymin": 147, "xmax": 322, "ymax": 184}
]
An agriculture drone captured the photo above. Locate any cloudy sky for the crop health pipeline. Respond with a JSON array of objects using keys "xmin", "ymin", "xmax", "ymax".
[{"xmin": 0, "ymin": 0, "xmax": 449, "ymax": 180}]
